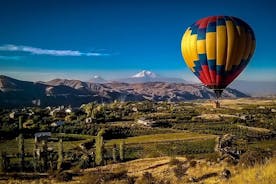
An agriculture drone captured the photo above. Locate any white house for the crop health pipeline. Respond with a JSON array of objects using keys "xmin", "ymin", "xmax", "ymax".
[
  {"xmin": 85, "ymin": 117, "xmax": 93, "ymax": 123},
  {"xmin": 65, "ymin": 108, "xmax": 72, "ymax": 114},
  {"xmin": 50, "ymin": 121, "xmax": 65, "ymax": 127},
  {"xmin": 136, "ymin": 118, "xmax": 156, "ymax": 126}
]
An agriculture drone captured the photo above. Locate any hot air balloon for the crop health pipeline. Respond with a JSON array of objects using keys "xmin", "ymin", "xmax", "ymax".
[{"xmin": 181, "ymin": 16, "xmax": 255, "ymax": 106}]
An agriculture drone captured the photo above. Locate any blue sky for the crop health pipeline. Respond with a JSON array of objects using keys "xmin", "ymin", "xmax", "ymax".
[{"xmin": 0, "ymin": 0, "xmax": 275, "ymax": 82}]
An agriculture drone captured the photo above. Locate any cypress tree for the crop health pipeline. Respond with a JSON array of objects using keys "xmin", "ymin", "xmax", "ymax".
[
  {"xmin": 95, "ymin": 129, "xmax": 105, "ymax": 165},
  {"xmin": 0, "ymin": 152, "xmax": 3, "ymax": 172},
  {"xmin": 57, "ymin": 138, "xmax": 63, "ymax": 170},
  {"xmin": 41, "ymin": 140, "xmax": 48, "ymax": 172},
  {"xmin": 18, "ymin": 116, "xmax": 25, "ymax": 171},
  {"xmin": 0, "ymin": 152, "xmax": 8, "ymax": 172},
  {"xmin": 119, "ymin": 141, "xmax": 125, "ymax": 161},
  {"xmin": 112, "ymin": 144, "xmax": 117, "ymax": 163},
  {"xmin": 33, "ymin": 144, "xmax": 38, "ymax": 173}
]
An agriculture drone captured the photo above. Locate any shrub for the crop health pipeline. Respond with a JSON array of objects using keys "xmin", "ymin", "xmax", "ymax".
[
  {"xmin": 55, "ymin": 171, "xmax": 73, "ymax": 182},
  {"xmin": 189, "ymin": 160, "xmax": 197, "ymax": 168},
  {"xmin": 239, "ymin": 149, "xmax": 273, "ymax": 168},
  {"xmin": 196, "ymin": 172, "xmax": 218, "ymax": 181},
  {"xmin": 169, "ymin": 157, "xmax": 181, "ymax": 166},
  {"xmin": 82, "ymin": 172, "xmax": 104, "ymax": 184},
  {"xmin": 173, "ymin": 163, "xmax": 188, "ymax": 179},
  {"xmin": 82, "ymin": 169, "xmax": 129, "ymax": 184},
  {"xmin": 138, "ymin": 172, "xmax": 156, "ymax": 184},
  {"xmin": 79, "ymin": 155, "xmax": 90, "ymax": 169},
  {"xmin": 103, "ymin": 169, "xmax": 128, "ymax": 181}
]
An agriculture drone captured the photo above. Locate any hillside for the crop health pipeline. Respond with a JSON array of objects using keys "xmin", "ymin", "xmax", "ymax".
[{"xmin": 3, "ymin": 157, "xmax": 275, "ymax": 184}]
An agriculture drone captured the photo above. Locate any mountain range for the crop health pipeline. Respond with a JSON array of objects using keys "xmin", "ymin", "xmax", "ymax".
[
  {"xmin": 88, "ymin": 70, "xmax": 189, "ymax": 84},
  {"xmin": 0, "ymin": 73, "xmax": 249, "ymax": 108},
  {"xmin": 87, "ymin": 70, "xmax": 276, "ymax": 96},
  {"xmin": 229, "ymin": 80, "xmax": 276, "ymax": 96},
  {"xmin": 115, "ymin": 70, "xmax": 189, "ymax": 83}
]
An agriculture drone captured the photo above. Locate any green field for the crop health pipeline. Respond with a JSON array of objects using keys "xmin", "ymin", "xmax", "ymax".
[
  {"xmin": 249, "ymin": 139, "xmax": 276, "ymax": 150},
  {"xmin": 103, "ymin": 132, "xmax": 217, "ymax": 160},
  {"xmin": 106, "ymin": 131, "xmax": 216, "ymax": 146},
  {"xmin": 0, "ymin": 131, "xmax": 217, "ymax": 159}
]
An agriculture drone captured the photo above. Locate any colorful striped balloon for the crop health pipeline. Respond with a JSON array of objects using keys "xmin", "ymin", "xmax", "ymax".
[{"xmin": 181, "ymin": 16, "xmax": 255, "ymax": 98}]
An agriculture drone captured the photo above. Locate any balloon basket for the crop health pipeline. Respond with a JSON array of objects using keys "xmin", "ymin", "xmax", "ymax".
[{"xmin": 213, "ymin": 100, "xmax": 220, "ymax": 108}]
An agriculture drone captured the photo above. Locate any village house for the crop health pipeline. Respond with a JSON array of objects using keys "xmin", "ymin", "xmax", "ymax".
[
  {"xmin": 49, "ymin": 106, "xmax": 67, "ymax": 118},
  {"xmin": 85, "ymin": 117, "xmax": 93, "ymax": 124},
  {"xmin": 9, "ymin": 111, "xmax": 18, "ymax": 119},
  {"xmin": 136, "ymin": 118, "xmax": 156, "ymax": 127},
  {"xmin": 50, "ymin": 121, "xmax": 65, "ymax": 127},
  {"xmin": 65, "ymin": 108, "xmax": 72, "ymax": 114}
]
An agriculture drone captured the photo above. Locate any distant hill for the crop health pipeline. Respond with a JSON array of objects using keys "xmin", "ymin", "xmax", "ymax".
[
  {"xmin": 230, "ymin": 80, "xmax": 276, "ymax": 96},
  {"xmin": 0, "ymin": 75, "xmax": 249, "ymax": 108}
]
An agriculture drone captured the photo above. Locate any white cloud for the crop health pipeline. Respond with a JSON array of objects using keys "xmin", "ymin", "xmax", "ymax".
[{"xmin": 0, "ymin": 44, "xmax": 111, "ymax": 57}]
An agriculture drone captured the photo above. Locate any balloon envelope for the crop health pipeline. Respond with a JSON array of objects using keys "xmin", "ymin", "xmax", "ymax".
[{"xmin": 181, "ymin": 16, "xmax": 255, "ymax": 93}]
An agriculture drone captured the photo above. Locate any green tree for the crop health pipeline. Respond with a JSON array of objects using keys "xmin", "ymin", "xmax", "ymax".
[
  {"xmin": 0, "ymin": 152, "xmax": 3, "ymax": 172},
  {"xmin": 57, "ymin": 138, "xmax": 63, "ymax": 170},
  {"xmin": 95, "ymin": 129, "xmax": 105, "ymax": 165},
  {"xmin": 33, "ymin": 144, "xmax": 38, "ymax": 173},
  {"xmin": 83, "ymin": 102, "xmax": 95, "ymax": 117},
  {"xmin": 41, "ymin": 140, "xmax": 48, "ymax": 172},
  {"xmin": 112, "ymin": 144, "xmax": 117, "ymax": 163},
  {"xmin": 18, "ymin": 116, "xmax": 25, "ymax": 171},
  {"xmin": 119, "ymin": 141, "xmax": 125, "ymax": 161},
  {"xmin": 0, "ymin": 152, "xmax": 9, "ymax": 172}
]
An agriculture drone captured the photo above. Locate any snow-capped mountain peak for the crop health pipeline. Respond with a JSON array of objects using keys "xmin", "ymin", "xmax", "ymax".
[
  {"xmin": 93, "ymin": 75, "xmax": 101, "ymax": 79},
  {"xmin": 131, "ymin": 70, "xmax": 157, "ymax": 78},
  {"xmin": 115, "ymin": 70, "xmax": 188, "ymax": 83},
  {"xmin": 89, "ymin": 75, "xmax": 107, "ymax": 83}
]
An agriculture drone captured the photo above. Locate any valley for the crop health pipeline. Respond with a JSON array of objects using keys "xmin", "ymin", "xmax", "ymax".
[{"xmin": 0, "ymin": 98, "xmax": 275, "ymax": 183}]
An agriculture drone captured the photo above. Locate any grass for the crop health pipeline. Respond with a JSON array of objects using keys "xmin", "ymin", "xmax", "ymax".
[
  {"xmin": 79, "ymin": 156, "xmax": 276, "ymax": 184},
  {"xmin": 105, "ymin": 132, "xmax": 216, "ymax": 146},
  {"xmin": 3, "ymin": 157, "xmax": 276, "ymax": 184},
  {"xmin": 186, "ymin": 158, "xmax": 276, "ymax": 184},
  {"xmin": 223, "ymin": 158, "xmax": 276, "ymax": 184}
]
